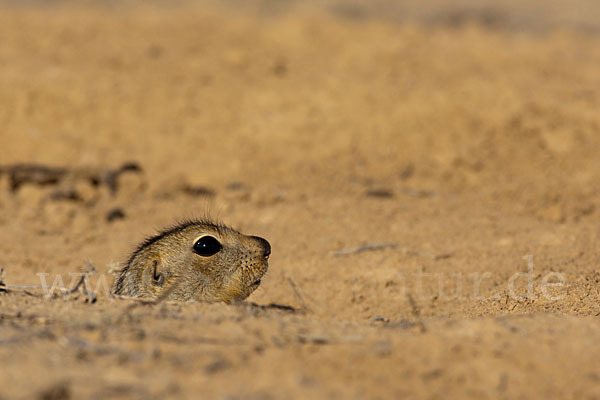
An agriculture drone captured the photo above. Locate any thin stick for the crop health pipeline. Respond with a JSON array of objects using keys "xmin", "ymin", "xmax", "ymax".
[
  {"xmin": 0, "ymin": 266, "xmax": 97, "ymax": 302},
  {"xmin": 333, "ymin": 243, "xmax": 398, "ymax": 256},
  {"xmin": 287, "ymin": 277, "xmax": 335, "ymax": 317},
  {"xmin": 287, "ymin": 277, "xmax": 311, "ymax": 311},
  {"xmin": 2, "ymin": 284, "xmax": 45, "ymax": 290},
  {"xmin": 407, "ymin": 294, "xmax": 427, "ymax": 333},
  {"xmin": 333, "ymin": 243, "xmax": 452, "ymax": 260},
  {"xmin": 64, "ymin": 274, "xmax": 96, "ymax": 303}
]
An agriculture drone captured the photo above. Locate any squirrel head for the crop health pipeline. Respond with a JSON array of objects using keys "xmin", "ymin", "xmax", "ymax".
[{"xmin": 114, "ymin": 220, "xmax": 270, "ymax": 303}]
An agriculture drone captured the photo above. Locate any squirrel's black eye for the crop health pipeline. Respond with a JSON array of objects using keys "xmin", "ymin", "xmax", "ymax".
[{"xmin": 193, "ymin": 236, "xmax": 222, "ymax": 257}]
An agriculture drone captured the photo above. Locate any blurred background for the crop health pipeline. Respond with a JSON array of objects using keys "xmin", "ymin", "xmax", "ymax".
[{"xmin": 1, "ymin": 0, "xmax": 600, "ymax": 398}]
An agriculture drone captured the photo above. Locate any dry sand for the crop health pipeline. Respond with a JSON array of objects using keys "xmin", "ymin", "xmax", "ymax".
[{"xmin": 1, "ymin": 1, "xmax": 600, "ymax": 398}]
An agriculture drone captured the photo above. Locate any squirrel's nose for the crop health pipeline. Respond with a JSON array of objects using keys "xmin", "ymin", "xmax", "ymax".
[{"xmin": 250, "ymin": 236, "xmax": 271, "ymax": 259}]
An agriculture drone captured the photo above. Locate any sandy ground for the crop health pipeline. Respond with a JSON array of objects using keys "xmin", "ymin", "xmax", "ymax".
[{"xmin": 1, "ymin": 1, "xmax": 600, "ymax": 398}]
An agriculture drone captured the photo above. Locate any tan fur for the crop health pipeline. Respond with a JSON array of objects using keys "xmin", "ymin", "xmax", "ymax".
[{"xmin": 113, "ymin": 220, "xmax": 270, "ymax": 303}]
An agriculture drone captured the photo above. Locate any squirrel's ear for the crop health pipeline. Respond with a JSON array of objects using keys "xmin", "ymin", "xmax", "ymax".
[{"xmin": 147, "ymin": 258, "xmax": 165, "ymax": 287}]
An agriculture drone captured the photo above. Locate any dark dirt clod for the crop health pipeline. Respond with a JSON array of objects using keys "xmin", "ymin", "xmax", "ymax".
[{"xmin": 106, "ymin": 208, "xmax": 126, "ymax": 222}]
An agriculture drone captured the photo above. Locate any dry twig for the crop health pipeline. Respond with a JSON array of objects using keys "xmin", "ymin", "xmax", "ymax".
[
  {"xmin": 287, "ymin": 277, "xmax": 334, "ymax": 317},
  {"xmin": 0, "ymin": 262, "xmax": 98, "ymax": 302},
  {"xmin": 333, "ymin": 242, "xmax": 452, "ymax": 260},
  {"xmin": 333, "ymin": 243, "xmax": 398, "ymax": 256},
  {"xmin": 287, "ymin": 277, "xmax": 312, "ymax": 312},
  {"xmin": 407, "ymin": 293, "xmax": 427, "ymax": 333}
]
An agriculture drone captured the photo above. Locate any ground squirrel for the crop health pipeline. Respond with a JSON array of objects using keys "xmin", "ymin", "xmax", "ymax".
[{"xmin": 114, "ymin": 219, "xmax": 271, "ymax": 303}]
